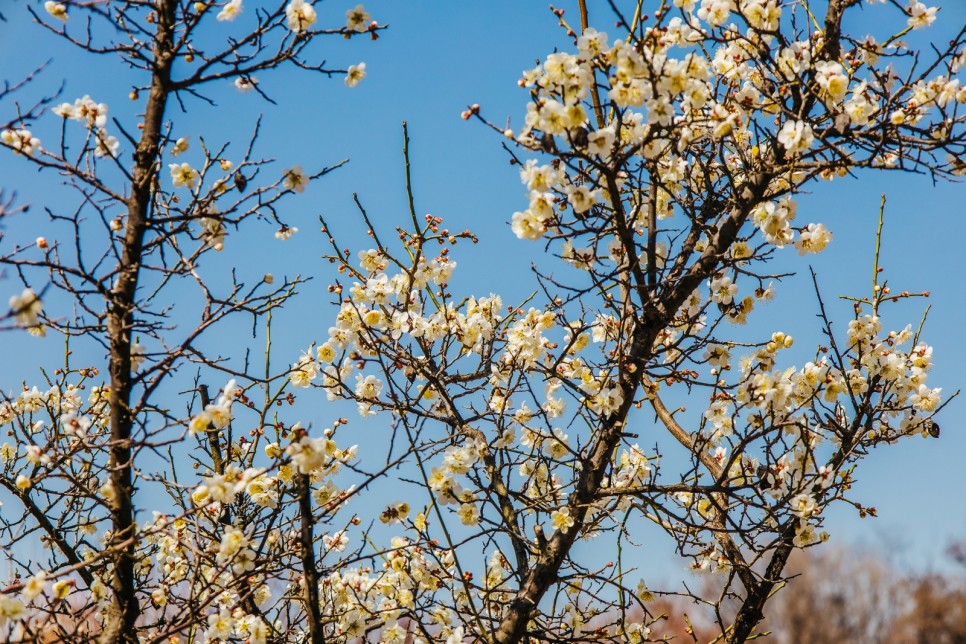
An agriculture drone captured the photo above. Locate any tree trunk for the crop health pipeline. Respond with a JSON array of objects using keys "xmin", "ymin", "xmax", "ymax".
[{"xmin": 100, "ymin": 2, "xmax": 178, "ymax": 641}]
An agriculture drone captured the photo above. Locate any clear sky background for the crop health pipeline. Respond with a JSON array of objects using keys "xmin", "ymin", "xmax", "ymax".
[{"xmin": 0, "ymin": 0, "xmax": 964, "ymax": 581}]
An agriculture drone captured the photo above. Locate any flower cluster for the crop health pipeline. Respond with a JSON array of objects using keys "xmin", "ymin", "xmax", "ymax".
[
  {"xmin": 8, "ymin": 288, "xmax": 44, "ymax": 335},
  {"xmin": 53, "ymin": 96, "xmax": 120, "ymax": 158},
  {"xmin": 285, "ymin": 0, "xmax": 317, "ymax": 33},
  {"xmin": 188, "ymin": 379, "xmax": 238, "ymax": 436},
  {"xmin": 0, "ymin": 128, "xmax": 40, "ymax": 155}
]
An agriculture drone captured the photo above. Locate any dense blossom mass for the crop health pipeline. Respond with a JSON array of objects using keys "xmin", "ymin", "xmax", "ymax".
[{"xmin": 0, "ymin": 0, "xmax": 962, "ymax": 642}]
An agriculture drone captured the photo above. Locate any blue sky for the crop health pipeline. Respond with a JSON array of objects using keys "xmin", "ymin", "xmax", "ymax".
[{"xmin": 0, "ymin": 0, "xmax": 964, "ymax": 578}]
